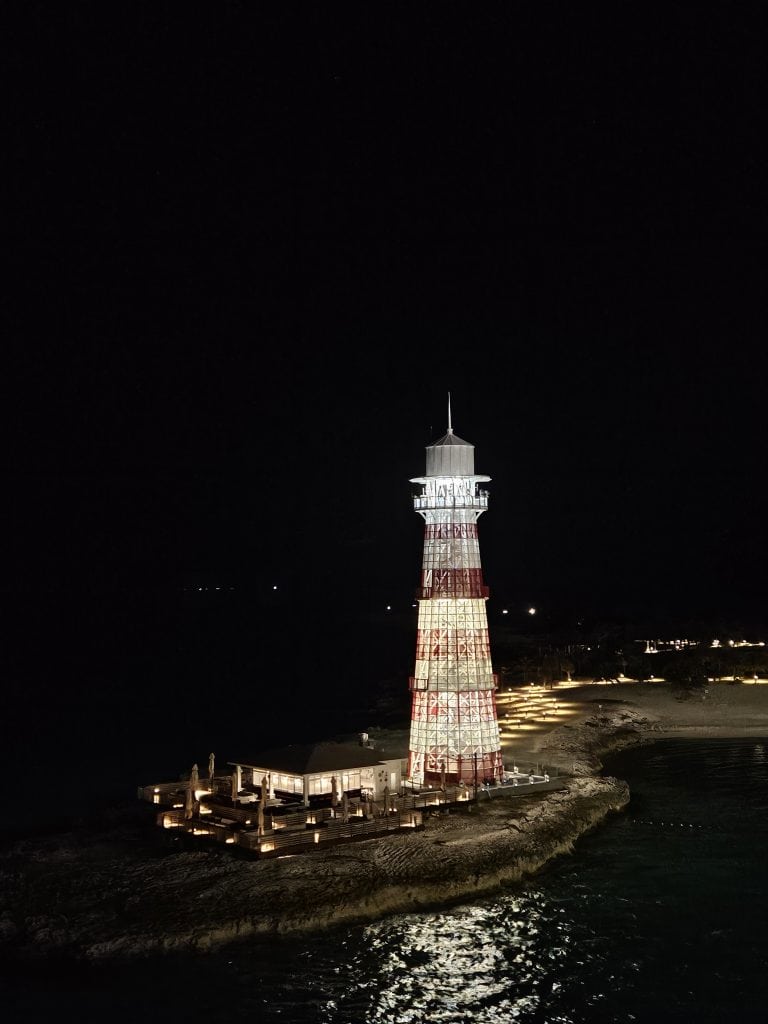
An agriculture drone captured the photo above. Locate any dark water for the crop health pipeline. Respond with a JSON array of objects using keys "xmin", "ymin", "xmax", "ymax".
[{"xmin": 5, "ymin": 738, "xmax": 768, "ymax": 1023}]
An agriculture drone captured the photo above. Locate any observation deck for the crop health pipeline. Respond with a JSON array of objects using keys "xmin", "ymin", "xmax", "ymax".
[{"xmin": 412, "ymin": 490, "xmax": 489, "ymax": 512}]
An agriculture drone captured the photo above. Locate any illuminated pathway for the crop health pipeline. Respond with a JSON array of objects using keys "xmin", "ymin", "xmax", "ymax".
[
  {"xmin": 493, "ymin": 674, "xmax": 768, "ymax": 775},
  {"xmin": 495, "ymin": 683, "xmax": 589, "ymax": 765}
]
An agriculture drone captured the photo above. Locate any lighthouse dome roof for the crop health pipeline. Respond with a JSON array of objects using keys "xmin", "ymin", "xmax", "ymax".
[
  {"xmin": 429, "ymin": 429, "xmax": 472, "ymax": 448},
  {"xmin": 424, "ymin": 428, "xmax": 476, "ymax": 477}
]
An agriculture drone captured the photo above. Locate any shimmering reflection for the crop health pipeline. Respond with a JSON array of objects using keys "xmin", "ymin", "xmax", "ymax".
[{"xmin": 318, "ymin": 890, "xmax": 626, "ymax": 1023}]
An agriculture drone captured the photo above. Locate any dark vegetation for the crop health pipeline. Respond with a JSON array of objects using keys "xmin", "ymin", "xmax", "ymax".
[{"xmin": 491, "ymin": 617, "xmax": 768, "ymax": 692}]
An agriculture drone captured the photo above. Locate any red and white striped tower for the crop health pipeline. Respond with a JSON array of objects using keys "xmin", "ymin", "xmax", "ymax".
[{"xmin": 407, "ymin": 398, "xmax": 503, "ymax": 787}]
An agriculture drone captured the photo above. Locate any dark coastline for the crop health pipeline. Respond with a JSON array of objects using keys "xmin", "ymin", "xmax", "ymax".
[{"xmin": 6, "ymin": 640, "xmax": 768, "ymax": 963}]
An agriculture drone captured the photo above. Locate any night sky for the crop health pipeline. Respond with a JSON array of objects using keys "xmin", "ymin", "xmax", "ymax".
[{"xmin": 5, "ymin": 7, "xmax": 767, "ymax": 786}]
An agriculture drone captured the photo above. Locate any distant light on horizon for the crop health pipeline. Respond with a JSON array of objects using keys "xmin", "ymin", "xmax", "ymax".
[
  {"xmin": 502, "ymin": 609, "xmax": 508, "ymax": 615},
  {"xmin": 528, "ymin": 607, "xmax": 536, "ymax": 616}
]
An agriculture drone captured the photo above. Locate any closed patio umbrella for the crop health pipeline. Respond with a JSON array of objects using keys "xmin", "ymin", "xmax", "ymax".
[
  {"xmin": 331, "ymin": 775, "xmax": 339, "ymax": 808},
  {"xmin": 257, "ymin": 797, "xmax": 265, "ymax": 835},
  {"xmin": 208, "ymin": 752, "xmax": 215, "ymax": 780},
  {"xmin": 341, "ymin": 791, "xmax": 349, "ymax": 823},
  {"xmin": 185, "ymin": 780, "xmax": 194, "ymax": 819},
  {"xmin": 186, "ymin": 763, "xmax": 200, "ymax": 819}
]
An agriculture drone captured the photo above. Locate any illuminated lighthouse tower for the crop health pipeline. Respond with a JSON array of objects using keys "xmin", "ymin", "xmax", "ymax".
[{"xmin": 407, "ymin": 399, "xmax": 503, "ymax": 787}]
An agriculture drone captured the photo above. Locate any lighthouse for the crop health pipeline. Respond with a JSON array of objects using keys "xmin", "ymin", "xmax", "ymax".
[{"xmin": 407, "ymin": 398, "xmax": 503, "ymax": 787}]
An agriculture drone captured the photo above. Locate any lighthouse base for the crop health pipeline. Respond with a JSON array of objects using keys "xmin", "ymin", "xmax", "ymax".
[{"xmin": 408, "ymin": 750, "xmax": 504, "ymax": 788}]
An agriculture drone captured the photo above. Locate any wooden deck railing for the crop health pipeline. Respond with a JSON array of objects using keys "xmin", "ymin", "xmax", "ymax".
[
  {"xmin": 237, "ymin": 810, "xmax": 423, "ymax": 858},
  {"xmin": 151, "ymin": 776, "xmax": 564, "ymax": 857}
]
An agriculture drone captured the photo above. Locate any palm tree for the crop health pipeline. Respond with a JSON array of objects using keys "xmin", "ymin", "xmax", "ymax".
[{"xmin": 512, "ymin": 654, "xmax": 538, "ymax": 685}]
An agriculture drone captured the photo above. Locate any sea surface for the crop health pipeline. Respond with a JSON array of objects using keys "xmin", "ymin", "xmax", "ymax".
[{"xmin": 5, "ymin": 737, "xmax": 768, "ymax": 1023}]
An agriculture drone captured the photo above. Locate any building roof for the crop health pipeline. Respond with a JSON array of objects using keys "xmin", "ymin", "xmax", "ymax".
[
  {"xmin": 428, "ymin": 429, "xmax": 472, "ymax": 448},
  {"xmin": 229, "ymin": 741, "xmax": 393, "ymax": 775},
  {"xmin": 430, "ymin": 430, "xmax": 473, "ymax": 450},
  {"xmin": 412, "ymin": 425, "xmax": 489, "ymax": 482}
]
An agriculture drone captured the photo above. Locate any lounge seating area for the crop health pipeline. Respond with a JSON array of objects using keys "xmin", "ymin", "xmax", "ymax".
[{"xmin": 152, "ymin": 787, "xmax": 424, "ymax": 857}]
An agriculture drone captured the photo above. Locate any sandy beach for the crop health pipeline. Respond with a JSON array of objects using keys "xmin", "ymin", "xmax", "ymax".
[
  {"xmin": 2, "ymin": 680, "xmax": 767, "ymax": 962},
  {"xmin": 501, "ymin": 679, "xmax": 768, "ymax": 774}
]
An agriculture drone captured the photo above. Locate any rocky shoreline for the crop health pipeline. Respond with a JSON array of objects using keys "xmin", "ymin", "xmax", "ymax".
[
  {"xmin": 0, "ymin": 776, "xmax": 630, "ymax": 962},
  {"xmin": 2, "ymin": 682, "xmax": 766, "ymax": 962}
]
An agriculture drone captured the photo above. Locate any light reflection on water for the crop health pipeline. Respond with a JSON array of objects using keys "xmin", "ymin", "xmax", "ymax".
[
  {"xmin": 197, "ymin": 873, "xmax": 637, "ymax": 1024},
  {"xmin": 307, "ymin": 885, "xmax": 643, "ymax": 1024},
  {"xmin": 336, "ymin": 899, "xmax": 573, "ymax": 1023}
]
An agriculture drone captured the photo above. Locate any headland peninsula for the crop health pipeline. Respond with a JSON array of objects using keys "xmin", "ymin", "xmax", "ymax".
[{"xmin": 2, "ymin": 680, "xmax": 767, "ymax": 963}]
